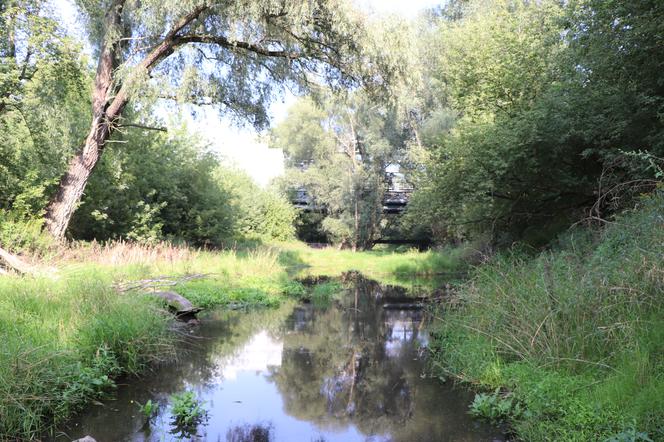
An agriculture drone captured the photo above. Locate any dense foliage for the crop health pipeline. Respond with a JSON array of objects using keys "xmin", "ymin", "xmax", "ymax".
[
  {"xmin": 0, "ymin": 0, "xmax": 89, "ymax": 216},
  {"xmin": 0, "ymin": 1, "xmax": 298, "ymax": 247},
  {"xmin": 404, "ymin": 0, "xmax": 664, "ymax": 246}
]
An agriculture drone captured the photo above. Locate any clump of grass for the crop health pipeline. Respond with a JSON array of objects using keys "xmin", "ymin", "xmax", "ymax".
[
  {"xmin": 429, "ymin": 191, "xmax": 664, "ymax": 441},
  {"xmin": 283, "ymin": 279, "xmax": 343, "ymax": 307},
  {"xmin": 310, "ymin": 281, "xmax": 343, "ymax": 307}
]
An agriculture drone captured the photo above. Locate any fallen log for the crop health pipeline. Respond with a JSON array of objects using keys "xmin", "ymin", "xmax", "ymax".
[
  {"xmin": 147, "ymin": 290, "xmax": 203, "ymax": 322},
  {"xmin": 0, "ymin": 246, "xmax": 36, "ymax": 275}
]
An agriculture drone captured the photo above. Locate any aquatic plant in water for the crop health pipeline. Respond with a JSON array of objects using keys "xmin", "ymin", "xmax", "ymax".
[
  {"xmin": 133, "ymin": 399, "xmax": 157, "ymax": 422},
  {"xmin": 169, "ymin": 391, "xmax": 208, "ymax": 437}
]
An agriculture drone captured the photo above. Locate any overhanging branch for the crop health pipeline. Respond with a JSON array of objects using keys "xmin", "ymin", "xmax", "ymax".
[{"xmin": 173, "ymin": 34, "xmax": 301, "ymax": 59}]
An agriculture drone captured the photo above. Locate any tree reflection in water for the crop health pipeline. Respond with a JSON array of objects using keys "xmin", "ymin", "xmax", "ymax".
[
  {"xmin": 226, "ymin": 422, "xmax": 274, "ymax": 442},
  {"xmin": 268, "ymin": 273, "xmax": 487, "ymax": 441}
]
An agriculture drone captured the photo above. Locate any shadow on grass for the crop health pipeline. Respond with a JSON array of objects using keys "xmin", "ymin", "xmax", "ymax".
[
  {"xmin": 277, "ymin": 249, "xmax": 310, "ymax": 276},
  {"xmin": 392, "ymin": 250, "xmax": 468, "ymax": 277}
]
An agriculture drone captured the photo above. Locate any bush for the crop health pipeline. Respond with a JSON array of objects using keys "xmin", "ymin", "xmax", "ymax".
[
  {"xmin": 0, "ymin": 211, "xmax": 54, "ymax": 255},
  {"xmin": 469, "ymin": 389, "xmax": 524, "ymax": 423}
]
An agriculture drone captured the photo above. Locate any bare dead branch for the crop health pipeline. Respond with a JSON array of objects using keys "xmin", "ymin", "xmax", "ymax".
[
  {"xmin": 0, "ymin": 246, "xmax": 36, "ymax": 275},
  {"xmin": 114, "ymin": 273, "xmax": 212, "ymax": 293}
]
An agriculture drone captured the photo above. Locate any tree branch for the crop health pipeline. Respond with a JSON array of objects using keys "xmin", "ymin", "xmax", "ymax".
[
  {"xmin": 117, "ymin": 123, "xmax": 167, "ymax": 132},
  {"xmin": 104, "ymin": 4, "xmax": 209, "ymax": 120},
  {"xmin": 173, "ymin": 34, "xmax": 300, "ymax": 59}
]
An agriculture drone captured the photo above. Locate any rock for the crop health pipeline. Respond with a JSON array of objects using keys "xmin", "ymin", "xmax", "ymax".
[{"xmin": 74, "ymin": 437, "xmax": 97, "ymax": 442}]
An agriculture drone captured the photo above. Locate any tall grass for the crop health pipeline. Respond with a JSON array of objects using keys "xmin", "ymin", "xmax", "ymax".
[
  {"xmin": 430, "ymin": 191, "xmax": 664, "ymax": 441},
  {"xmin": 0, "ymin": 273, "xmax": 173, "ymax": 439},
  {"xmin": 0, "ymin": 243, "xmax": 295, "ymax": 439}
]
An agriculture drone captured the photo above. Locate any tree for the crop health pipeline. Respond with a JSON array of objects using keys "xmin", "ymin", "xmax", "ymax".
[
  {"xmin": 272, "ymin": 93, "xmax": 410, "ymax": 250},
  {"xmin": 43, "ymin": 0, "xmax": 388, "ymax": 239},
  {"xmin": 405, "ymin": 0, "xmax": 664, "ymax": 245},
  {"xmin": 1, "ymin": 0, "xmax": 90, "ymax": 217}
]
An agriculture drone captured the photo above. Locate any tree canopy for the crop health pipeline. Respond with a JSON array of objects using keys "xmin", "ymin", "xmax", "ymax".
[{"xmin": 1, "ymin": 0, "xmax": 662, "ymax": 250}]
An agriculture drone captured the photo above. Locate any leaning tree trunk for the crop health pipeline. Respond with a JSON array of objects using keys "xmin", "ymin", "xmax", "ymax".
[
  {"xmin": 42, "ymin": 1, "xmax": 202, "ymax": 239},
  {"xmin": 43, "ymin": 2, "xmax": 125, "ymax": 240},
  {"xmin": 44, "ymin": 116, "xmax": 113, "ymax": 238}
]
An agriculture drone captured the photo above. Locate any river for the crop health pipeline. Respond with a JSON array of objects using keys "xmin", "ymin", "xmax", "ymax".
[{"xmin": 57, "ymin": 275, "xmax": 504, "ymax": 442}]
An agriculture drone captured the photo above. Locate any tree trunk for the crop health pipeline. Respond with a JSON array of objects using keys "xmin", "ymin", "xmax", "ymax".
[
  {"xmin": 41, "ymin": 1, "xmax": 199, "ymax": 239},
  {"xmin": 44, "ymin": 115, "xmax": 112, "ymax": 238},
  {"xmin": 352, "ymin": 195, "xmax": 359, "ymax": 252}
]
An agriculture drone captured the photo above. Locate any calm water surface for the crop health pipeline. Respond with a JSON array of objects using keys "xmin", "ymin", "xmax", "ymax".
[{"xmin": 58, "ymin": 276, "xmax": 503, "ymax": 442}]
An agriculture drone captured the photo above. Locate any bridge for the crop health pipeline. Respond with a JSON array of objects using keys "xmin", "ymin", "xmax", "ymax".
[{"xmin": 291, "ymin": 188, "xmax": 413, "ymax": 214}]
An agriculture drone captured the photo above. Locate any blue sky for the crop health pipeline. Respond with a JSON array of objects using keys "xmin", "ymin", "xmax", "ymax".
[{"xmin": 53, "ymin": 0, "xmax": 441, "ymax": 186}]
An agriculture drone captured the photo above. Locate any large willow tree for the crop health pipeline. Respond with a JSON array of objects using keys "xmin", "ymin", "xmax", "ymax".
[{"xmin": 44, "ymin": 0, "xmax": 387, "ymax": 239}]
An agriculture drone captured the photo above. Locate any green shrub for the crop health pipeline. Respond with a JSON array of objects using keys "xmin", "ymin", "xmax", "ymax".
[
  {"xmin": 0, "ymin": 211, "xmax": 54, "ymax": 255},
  {"xmin": 469, "ymin": 389, "xmax": 525, "ymax": 423},
  {"xmin": 282, "ymin": 280, "xmax": 307, "ymax": 299},
  {"xmin": 605, "ymin": 426, "xmax": 654, "ymax": 442},
  {"xmin": 134, "ymin": 399, "xmax": 157, "ymax": 421}
]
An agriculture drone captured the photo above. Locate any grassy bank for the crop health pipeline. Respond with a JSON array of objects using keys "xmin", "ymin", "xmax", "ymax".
[
  {"xmin": 429, "ymin": 191, "xmax": 664, "ymax": 441},
  {"xmin": 277, "ymin": 242, "xmax": 472, "ymax": 289},
  {"xmin": 0, "ymin": 243, "xmax": 295, "ymax": 438},
  {"xmin": 0, "ymin": 270, "xmax": 173, "ymax": 439},
  {"xmin": 0, "ymin": 239, "xmax": 458, "ymax": 438}
]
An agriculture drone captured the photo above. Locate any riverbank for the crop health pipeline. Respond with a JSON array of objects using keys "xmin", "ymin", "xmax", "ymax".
[
  {"xmin": 428, "ymin": 191, "xmax": 664, "ymax": 441},
  {"xmin": 0, "ymin": 240, "xmax": 462, "ymax": 439}
]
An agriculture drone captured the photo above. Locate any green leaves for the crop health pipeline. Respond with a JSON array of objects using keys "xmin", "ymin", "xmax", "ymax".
[
  {"xmin": 469, "ymin": 388, "xmax": 525, "ymax": 423},
  {"xmin": 272, "ymin": 92, "xmax": 409, "ymax": 248},
  {"xmin": 408, "ymin": 0, "xmax": 664, "ymax": 245},
  {"xmin": 169, "ymin": 390, "xmax": 208, "ymax": 437}
]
